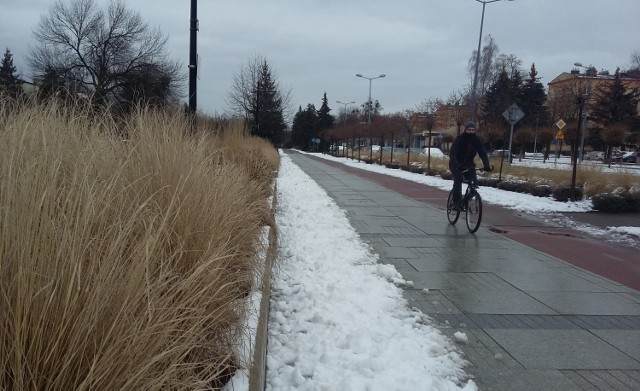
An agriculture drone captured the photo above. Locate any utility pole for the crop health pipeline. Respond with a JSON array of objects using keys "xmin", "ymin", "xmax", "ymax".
[{"xmin": 188, "ymin": 0, "xmax": 198, "ymax": 123}]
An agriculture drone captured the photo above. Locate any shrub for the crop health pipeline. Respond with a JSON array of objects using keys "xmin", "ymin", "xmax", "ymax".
[
  {"xmin": 623, "ymin": 192, "xmax": 640, "ymax": 212},
  {"xmin": 552, "ymin": 186, "xmax": 584, "ymax": 202},
  {"xmin": 592, "ymin": 193, "xmax": 628, "ymax": 212},
  {"xmin": 530, "ymin": 184, "xmax": 553, "ymax": 198},
  {"xmin": 497, "ymin": 179, "xmax": 530, "ymax": 193},
  {"xmin": 478, "ymin": 177, "xmax": 497, "ymax": 187},
  {"xmin": 440, "ymin": 171, "xmax": 453, "ymax": 180}
]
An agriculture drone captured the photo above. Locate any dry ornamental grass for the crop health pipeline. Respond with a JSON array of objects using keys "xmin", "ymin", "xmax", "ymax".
[{"xmin": 0, "ymin": 99, "xmax": 279, "ymax": 390}]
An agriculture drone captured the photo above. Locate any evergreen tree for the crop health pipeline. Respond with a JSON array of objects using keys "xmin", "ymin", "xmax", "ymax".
[
  {"xmin": 519, "ymin": 63, "xmax": 550, "ymax": 128},
  {"xmin": 590, "ymin": 68, "xmax": 638, "ymax": 129},
  {"xmin": 316, "ymin": 92, "xmax": 335, "ymax": 131},
  {"xmin": 0, "ymin": 48, "xmax": 21, "ymax": 99},
  {"xmin": 590, "ymin": 68, "xmax": 640, "ymax": 152},
  {"xmin": 290, "ymin": 106, "xmax": 305, "ymax": 148},
  {"xmin": 290, "ymin": 104, "xmax": 318, "ymax": 150},
  {"xmin": 253, "ymin": 61, "xmax": 287, "ymax": 145},
  {"xmin": 480, "ymin": 68, "xmax": 513, "ymax": 126}
]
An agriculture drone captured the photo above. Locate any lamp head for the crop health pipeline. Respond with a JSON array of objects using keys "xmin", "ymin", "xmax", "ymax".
[
  {"xmin": 379, "ymin": 74, "xmax": 386, "ymax": 78},
  {"xmin": 574, "ymin": 62, "xmax": 583, "ymax": 67},
  {"xmin": 356, "ymin": 74, "xmax": 363, "ymax": 78}
]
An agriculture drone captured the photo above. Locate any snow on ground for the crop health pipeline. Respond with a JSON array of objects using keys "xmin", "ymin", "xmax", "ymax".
[{"xmin": 265, "ymin": 152, "xmax": 475, "ymax": 390}]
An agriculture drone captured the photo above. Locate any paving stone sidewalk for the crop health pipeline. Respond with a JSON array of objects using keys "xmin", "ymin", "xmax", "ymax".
[{"xmin": 285, "ymin": 151, "xmax": 640, "ymax": 391}]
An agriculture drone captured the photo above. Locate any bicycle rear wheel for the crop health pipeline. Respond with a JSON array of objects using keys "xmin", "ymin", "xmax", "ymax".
[
  {"xmin": 465, "ymin": 191, "xmax": 482, "ymax": 233},
  {"xmin": 446, "ymin": 191, "xmax": 460, "ymax": 224}
]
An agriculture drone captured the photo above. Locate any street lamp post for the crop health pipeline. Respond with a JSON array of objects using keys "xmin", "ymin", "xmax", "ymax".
[
  {"xmin": 574, "ymin": 62, "xmax": 592, "ymax": 162},
  {"xmin": 336, "ymin": 100, "xmax": 355, "ymax": 126},
  {"xmin": 356, "ymin": 73, "xmax": 386, "ymax": 160},
  {"xmin": 356, "ymin": 73, "xmax": 386, "ymax": 124},
  {"xmin": 471, "ymin": 0, "xmax": 513, "ymax": 120},
  {"xmin": 337, "ymin": 100, "xmax": 356, "ymax": 159}
]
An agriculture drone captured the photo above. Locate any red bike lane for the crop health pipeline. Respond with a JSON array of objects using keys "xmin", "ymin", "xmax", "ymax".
[{"xmin": 310, "ymin": 155, "xmax": 640, "ymax": 291}]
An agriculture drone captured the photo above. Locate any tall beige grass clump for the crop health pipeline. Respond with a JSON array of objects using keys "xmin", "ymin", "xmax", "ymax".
[{"xmin": 0, "ymin": 100, "xmax": 278, "ymax": 389}]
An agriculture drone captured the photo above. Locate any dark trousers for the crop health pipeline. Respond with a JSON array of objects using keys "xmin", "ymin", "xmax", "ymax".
[{"xmin": 451, "ymin": 168, "xmax": 476, "ymax": 205}]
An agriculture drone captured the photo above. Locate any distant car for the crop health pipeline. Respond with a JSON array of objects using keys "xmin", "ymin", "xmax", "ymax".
[
  {"xmin": 622, "ymin": 151, "xmax": 639, "ymax": 163},
  {"xmin": 405, "ymin": 147, "xmax": 423, "ymax": 155},
  {"xmin": 419, "ymin": 147, "xmax": 446, "ymax": 158},
  {"xmin": 583, "ymin": 151, "xmax": 605, "ymax": 161},
  {"xmin": 490, "ymin": 150, "xmax": 515, "ymax": 158},
  {"xmin": 611, "ymin": 150, "xmax": 625, "ymax": 160}
]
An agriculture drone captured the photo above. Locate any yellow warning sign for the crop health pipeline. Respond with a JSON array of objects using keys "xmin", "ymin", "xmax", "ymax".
[{"xmin": 555, "ymin": 130, "xmax": 564, "ymax": 140}]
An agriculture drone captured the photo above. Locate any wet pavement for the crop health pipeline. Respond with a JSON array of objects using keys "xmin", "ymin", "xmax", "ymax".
[{"xmin": 284, "ymin": 151, "xmax": 640, "ymax": 391}]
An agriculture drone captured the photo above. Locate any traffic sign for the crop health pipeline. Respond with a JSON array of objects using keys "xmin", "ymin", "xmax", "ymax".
[
  {"xmin": 502, "ymin": 103, "xmax": 525, "ymax": 125},
  {"xmin": 555, "ymin": 130, "xmax": 564, "ymax": 140},
  {"xmin": 555, "ymin": 119, "xmax": 566, "ymax": 129}
]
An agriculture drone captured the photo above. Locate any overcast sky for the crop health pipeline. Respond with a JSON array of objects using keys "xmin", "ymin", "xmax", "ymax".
[{"xmin": 1, "ymin": 0, "xmax": 638, "ymax": 117}]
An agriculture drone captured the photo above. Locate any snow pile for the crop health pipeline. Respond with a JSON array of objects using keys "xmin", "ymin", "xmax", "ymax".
[{"xmin": 266, "ymin": 153, "xmax": 476, "ymax": 390}]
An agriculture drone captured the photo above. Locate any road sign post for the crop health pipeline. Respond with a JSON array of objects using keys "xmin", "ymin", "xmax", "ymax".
[
  {"xmin": 502, "ymin": 104, "xmax": 525, "ymax": 164},
  {"xmin": 554, "ymin": 119, "xmax": 566, "ymax": 167}
]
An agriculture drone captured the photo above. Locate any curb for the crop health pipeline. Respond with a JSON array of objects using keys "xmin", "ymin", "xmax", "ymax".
[{"xmin": 249, "ymin": 186, "xmax": 278, "ymax": 391}]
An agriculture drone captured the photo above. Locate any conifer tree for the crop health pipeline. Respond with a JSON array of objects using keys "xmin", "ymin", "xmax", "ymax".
[
  {"xmin": 290, "ymin": 104, "xmax": 318, "ymax": 150},
  {"xmin": 480, "ymin": 68, "xmax": 512, "ymax": 126},
  {"xmin": 519, "ymin": 63, "xmax": 550, "ymax": 128},
  {"xmin": 590, "ymin": 68, "xmax": 638, "ymax": 128},
  {"xmin": 590, "ymin": 68, "xmax": 639, "ymax": 152},
  {"xmin": 0, "ymin": 48, "xmax": 21, "ymax": 99},
  {"xmin": 253, "ymin": 61, "xmax": 287, "ymax": 145},
  {"xmin": 316, "ymin": 92, "xmax": 335, "ymax": 131}
]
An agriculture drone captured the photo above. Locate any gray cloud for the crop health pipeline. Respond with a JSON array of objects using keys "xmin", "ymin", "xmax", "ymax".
[{"xmin": 2, "ymin": 0, "xmax": 638, "ymax": 117}]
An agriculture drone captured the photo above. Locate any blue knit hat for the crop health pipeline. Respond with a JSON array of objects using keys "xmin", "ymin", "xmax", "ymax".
[{"xmin": 464, "ymin": 121, "xmax": 476, "ymax": 130}]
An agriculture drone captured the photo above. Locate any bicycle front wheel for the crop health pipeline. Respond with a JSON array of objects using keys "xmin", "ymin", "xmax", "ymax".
[
  {"xmin": 465, "ymin": 191, "xmax": 482, "ymax": 233},
  {"xmin": 446, "ymin": 191, "xmax": 460, "ymax": 224}
]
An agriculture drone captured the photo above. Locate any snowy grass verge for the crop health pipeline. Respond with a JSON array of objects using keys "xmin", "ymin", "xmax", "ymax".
[{"xmin": 266, "ymin": 152, "xmax": 476, "ymax": 390}]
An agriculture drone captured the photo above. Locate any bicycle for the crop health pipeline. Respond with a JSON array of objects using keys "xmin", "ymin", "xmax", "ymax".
[{"xmin": 446, "ymin": 167, "xmax": 486, "ymax": 233}]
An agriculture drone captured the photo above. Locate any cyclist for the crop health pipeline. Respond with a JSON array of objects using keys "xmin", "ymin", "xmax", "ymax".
[{"xmin": 449, "ymin": 121, "xmax": 492, "ymax": 210}]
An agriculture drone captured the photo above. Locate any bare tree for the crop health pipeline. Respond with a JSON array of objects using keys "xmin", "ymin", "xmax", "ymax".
[
  {"xmin": 495, "ymin": 53, "xmax": 524, "ymax": 81},
  {"xmin": 226, "ymin": 54, "xmax": 292, "ymax": 123},
  {"xmin": 414, "ymin": 98, "xmax": 443, "ymax": 172},
  {"xmin": 467, "ymin": 34, "xmax": 499, "ymax": 96},
  {"xmin": 629, "ymin": 50, "xmax": 640, "ymax": 71},
  {"xmin": 30, "ymin": 0, "xmax": 182, "ymax": 110},
  {"xmin": 446, "ymin": 90, "xmax": 471, "ymax": 136}
]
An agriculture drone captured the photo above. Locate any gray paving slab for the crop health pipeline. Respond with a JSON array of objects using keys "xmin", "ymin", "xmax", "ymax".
[
  {"xmin": 442, "ymin": 289, "xmax": 559, "ymax": 315},
  {"xmin": 591, "ymin": 330, "xmax": 640, "ymax": 361},
  {"xmin": 485, "ymin": 329, "xmax": 640, "ymax": 370},
  {"xmin": 283, "ymin": 151, "xmax": 640, "ymax": 390},
  {"xmin": 527, "ymin": 291, "xmax": 640, "ymax": 315}
]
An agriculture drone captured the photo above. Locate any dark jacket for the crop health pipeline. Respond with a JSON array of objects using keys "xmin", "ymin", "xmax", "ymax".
[{"xmin": 449, "ymin": 133, "xmax": 490, "ymax": 171}]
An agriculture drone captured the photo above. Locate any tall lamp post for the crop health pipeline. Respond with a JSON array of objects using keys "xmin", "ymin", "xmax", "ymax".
[
  {"xmin": 356, "ymin": 73, "xmax": 386, "ymax": 124},
  {"xmin": 356, "ymin": 73, "xmax": 386, "ymax": 160},
  {"xmin": 187, "ymin": 0, "xmax": 198, "ymax": 134},
  {"xmin": 574, "ymin": 62, "xmax": 592, "ymax": 162},
  {"xmin": 336, "ymin": 100, "xmax": 355, "ymax": 126},
  {"xmin": 337, "ymin": 100, "xmax": 356, "ymax": 159},
  {"xmin": 470, "ymin": 0, "xmax": 513, "ymax": 120}
]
